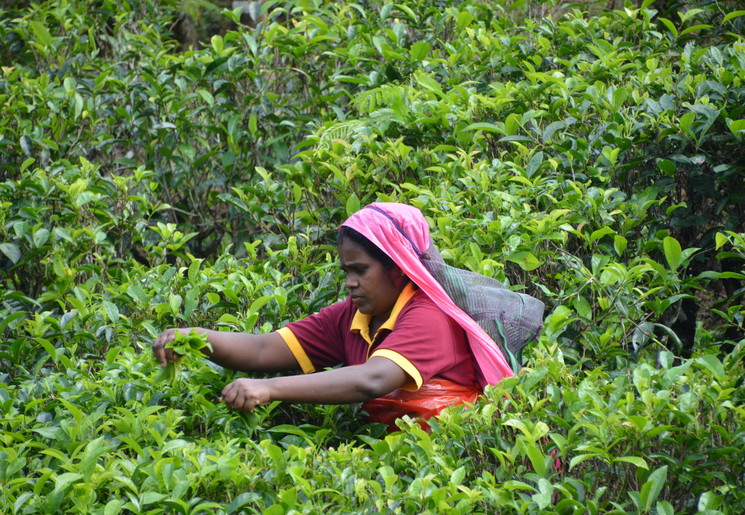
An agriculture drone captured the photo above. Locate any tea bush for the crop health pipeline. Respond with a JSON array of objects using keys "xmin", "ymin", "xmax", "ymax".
[{"xmin": 1, "ymin": 0, "xmax": 744, "ymax": 513}]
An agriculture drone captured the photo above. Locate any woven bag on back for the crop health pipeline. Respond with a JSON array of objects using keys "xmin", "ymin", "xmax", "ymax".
[{"xmin": 422, "ymin": 243, "xmax": 545, "ymax": 372}]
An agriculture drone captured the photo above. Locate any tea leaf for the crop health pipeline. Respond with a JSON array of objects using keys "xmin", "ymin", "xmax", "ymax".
[
  {"xmin": 662, "ymin": 236, "xmax": 682, "ymax": 270},
  {"xmin": 29, "ymin": 21, "xmax": 53, "ymax": 47},
  {"xmin": 506, "ymin": 251, "xmax": 542, "ymax": 271},
  {"xmin": 727, "ymin": 119, "xmax": 745, "ymax": 137},
  {"xmin": 640, "ymin": 466, "xmax": 667, "ymax": 512},
  {"xmin": 696, "ymin": 355, "xmax": 724, "ymax": 379},
  {"xmin": 0, "ymin": 243, "xmax": 21, "ymax": 263},
  {"xmin": 410, "ymin": 41, "xmax": 431, "ymax": 61},
  {"xmin": 723, "ymin": 10, "xmax": 745, "ymax": 23}
]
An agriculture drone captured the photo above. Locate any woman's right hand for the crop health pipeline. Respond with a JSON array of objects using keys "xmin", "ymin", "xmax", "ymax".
[{"xmin": 152, "ymin": 328, "xmax": 187, "ymax": 367}]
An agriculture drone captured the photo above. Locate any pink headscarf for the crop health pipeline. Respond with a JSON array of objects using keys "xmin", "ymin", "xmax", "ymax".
[{"xmin": 342, "ymin": 202, "xmax": 515, "ymax": 387}]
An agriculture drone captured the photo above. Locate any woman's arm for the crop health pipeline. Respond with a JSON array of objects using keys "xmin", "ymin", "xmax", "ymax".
[
  {"xmin": 152, "ymin": 328, "xmax": 299, "ymax": 372},
  {"xmin": 219, "ymin": 356, "xmax": 408, "ymax": 412}
]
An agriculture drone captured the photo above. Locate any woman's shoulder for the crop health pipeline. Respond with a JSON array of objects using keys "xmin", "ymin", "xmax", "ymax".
[
  {"xmin": 401, "ymin": 290, "xmax": 447, "ymax": 318},
  {"xmin": 394, "ymin": 290, "xmax": 467, "ymax": 343}
]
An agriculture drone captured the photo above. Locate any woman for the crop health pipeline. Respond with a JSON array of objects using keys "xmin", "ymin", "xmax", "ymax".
[{"xmin": 153, "ymin": 203, "xmax": 540, "ymax": 429}]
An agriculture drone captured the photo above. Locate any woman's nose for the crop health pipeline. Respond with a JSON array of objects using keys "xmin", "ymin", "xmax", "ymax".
[{"xmin": 345, "ymin": 274, "xmax": 358, "ymax": 289}]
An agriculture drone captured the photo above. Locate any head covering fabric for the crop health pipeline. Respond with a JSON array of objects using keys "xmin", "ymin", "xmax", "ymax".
[{"xmin": 342, "ymin": 202, "xmax": 545, "ymax": 387}]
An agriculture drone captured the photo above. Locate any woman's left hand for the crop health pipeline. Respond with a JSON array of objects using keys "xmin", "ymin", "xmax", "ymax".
[{"xmin": 220, "ymin": 378, "xmax": 271, "ymax": 412}]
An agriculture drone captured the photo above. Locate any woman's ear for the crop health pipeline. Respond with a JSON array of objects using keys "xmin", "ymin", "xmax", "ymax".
[{"xmin": 392, "ymin": 266, "xmax": 408, "ymax": 288}]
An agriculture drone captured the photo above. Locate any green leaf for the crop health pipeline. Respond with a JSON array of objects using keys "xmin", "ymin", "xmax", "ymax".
[
  {"xmin": 678, "ymin": 8, "xmax": 704, "ymax": 23},
  {"xmin": 498, "ymin": 135, "xmax": 534, "ymax": 143},
  {"xmin": 612, "ymin": 87, "xmax": 629, "ymax": 110},
  {"xmin": 73, "ymin": 92, "xmax": 84, "ymax": 119},
  {"xmin": 414, "ymin": 73, "xmax": 443, "ymax": 96},
  {"xmin": 36, "ymin": 337, "xmax": 57, "ymax": 364},
  {"xmin": 102, "ymin": 301, "xmax": 120, "ymax": 323},
  {"xmin": 228, "ymin": 493, "xmax": 260, "ymax": 514},
  {"xmin": 464, "ymin": 122, "xmax": 504, "ymax": 134},
  {"xmin": 679, "ymin": 112, "xmax": 695, "ymax": 134},
  {"xmin": 450, "ymin": 466, "xmax": 465, "ymax": 485},
  {"xmin": 169, "ymin": 293, "xmax": 183, "ymax": 315},
  {"xmin": 662, "ymin": 236, "xmax": 682, "ymax": 270},
  {"xmin": 249, "ymin": 114, "xmax": 258, "ymax": 135},
  {"xmin": 155, "ymin": 362, "xmax": 178, "ymax": 383},
  {"xmin": 506, "ymin": 251, "xmax": 542, "ymax": 271},
  {"xmin": 698, "ymin": 491, "xmax": 723, "ymax": 511},
  {"xmin": 33, "ymin": 228, "xmax": 50, "ymax": 248},
  {"xmin": 715, "ymin": 233, "xmax": 728, "ymax": 250},
  {"xmin": 696, "ymin": 355, "xmax": 724, "ymax": 379},
  {"xmin": 504, "ymin": 113, "xmax": 521, "ymax": 136},
  {"xmin": 532, "ymin": 478, "xmax": 553, "ymax": 509},
  {"xmin": 29, "ymin": 21, "xmax": 53, "ymax": 47},
  {"xmin": 34, "ymin": 426, "xmax": 62, "ymax": 439},
  {"xmin": 658, "ymin": 18, "xmax": 678, "ymax": 38},
  {"xmin": 53, "ymin": 472, "xmax": 83, "ymax": 492},
  {"xmin": 346, "ymin": 193, "xmax": 360, "ymax": 217},
  {"xmin": 196, "ymin": 89, "xmax": 215, "ymax": 106},
  {"xmin": 0, "ymin": 311, "xmax": 25, "ymax": 335},
  {"xmin": 103, "ymin": 499, "xmax": 124, "ymax": 515},
  {"xmin": 140, "ymin": 492, "xmax": 167, "ymax": 505},
  {"xmin": 614, "ymin": 456, "xmax": 649, "ymax": 469},
  {"xmin": 614, "ymin": 235, "xmax": 627, "ymax": 256},
  {"xmin": 0, "ymin": 243, "xmax": 21, "ymax": 264},
  {"xmin": 457, "ymin": 10, "xmax": 474, "ymax": 31},
  {"xmin": 679, "ymin": 24, "xmax": 712, "ymax": 37},
  {"xmin": 590, "ymin": 226, "xmax": 615, "ymax": 243},
  {"xmin": 75, "ymin": 191, "xmax": 98, "ymax": 207},
  {"xmin": 410, "ymin": 41, "xmax": 431, "ymax": 61},
  {"xmin": 20, "ymin": 158, "xmax": 35, "ymax": 172},
  {"xmin": 188, "ymin": 258, "xmax": 203, "ymax": 284},
  {"xmin": 657, "ymin": 159, "xmax": 675, "ymax": 177},
  {"xmin": 525, "ymin": 443, "xmax": 547, "ymax": 476},
  {"xmin": 656, "ymin": 501, "xmax": 674, "ymax": 515},
  {"xmin": 20, "ymin": 136, "xmax": 32, "ymax": 156},
  {"xmin": 723, "ymin": 10, "xmax": 745, "ymax": 23},
  {"xmin": 574, "ymin": 295, "xmax": 591, "ymax": 319},
  {"xmin": 80, "ymin": 437, "xmax": 109, "ymax": 481},
  {"xmin": 126, "ymin": 284, "xmax": 148, "ymax": 303},
  {"xmin": 569, "ymin": 453, "xmax": 597, "ymax": 470},
  {"xmin": 211, "ymin": 35, "xmax": 224, "ymax": 54},
  {"xmin": 525, "ymin": 151, "xmax": 543, "ymax": 178},
  {"xmin": 541, "ymin": 120, "xmax": 567, "ymax": 143},
  {"xmin": 14, "ymin": 493, "xmax": 34, "ymax": 514},
  {"xmin": 168, "ymin": 329, "xmax": 212, "ymax": 357},
  {"xmin": 184, "ymin": 288, "xmax": 199, "ymax": 317},
  {"xmin": 727, "ymin": 119, "xmax": 745, "ymax": 137},
  {"xmin": 640, "ymin": 465, "xmax": 667, "ymax": 512}
]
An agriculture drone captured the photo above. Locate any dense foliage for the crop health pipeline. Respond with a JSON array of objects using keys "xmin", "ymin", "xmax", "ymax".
[{"xmin": 1, "ymin": 0, "xmax": 744, "ymax": 512}]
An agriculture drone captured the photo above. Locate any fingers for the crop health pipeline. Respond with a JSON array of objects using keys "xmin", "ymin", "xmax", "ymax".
[
  {"xmin": 221, "ymin": 381, "xmax": 251, "ymax": 411},
  {"xmin": 152, "ymin": 329, "xmax": 181, "ymax": 368},
  {"xmin": 221, "ymin": 379, "xmax": 267, "ymax": 413}
]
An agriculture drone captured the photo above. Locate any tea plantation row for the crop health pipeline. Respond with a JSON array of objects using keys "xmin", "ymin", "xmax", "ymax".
[{"xmin": 1, "ymin": 0, "xmax": 744, "ymax": 513}]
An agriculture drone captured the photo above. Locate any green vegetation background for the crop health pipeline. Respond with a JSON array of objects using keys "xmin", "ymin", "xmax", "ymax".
[{"xmin": 1, "ymin": 0, "xmax": 744, "ymax": 513}]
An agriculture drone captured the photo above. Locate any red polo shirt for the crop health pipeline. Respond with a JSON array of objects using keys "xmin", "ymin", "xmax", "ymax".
[{"xmin": 277, "ymin": 284, "xmax": 477, "ymax": 391}]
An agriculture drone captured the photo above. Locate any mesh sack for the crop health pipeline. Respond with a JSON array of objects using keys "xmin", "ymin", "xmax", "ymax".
[{"xmin": 422, "ymin": 243, "xmax": 545, "ymax": 372}]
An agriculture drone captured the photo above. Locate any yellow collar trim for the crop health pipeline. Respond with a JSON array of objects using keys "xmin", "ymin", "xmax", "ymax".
[{"xmin": 351, "ymin": 283, "xmax": 417, "ymax": 344}]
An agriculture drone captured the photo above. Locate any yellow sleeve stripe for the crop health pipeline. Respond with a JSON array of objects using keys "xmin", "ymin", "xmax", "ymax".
[
  {"xmin": 371, "ymin": 349, "xmax": 423, "ymax": 391},
  {"xmin": 277, "ymin": 327, "xmax": 315, "ymax": 374}
]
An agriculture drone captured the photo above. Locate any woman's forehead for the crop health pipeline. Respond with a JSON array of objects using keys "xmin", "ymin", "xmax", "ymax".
[{"xmin": 338, "ymin": 238, "xmax": 375, "ymax": 264}]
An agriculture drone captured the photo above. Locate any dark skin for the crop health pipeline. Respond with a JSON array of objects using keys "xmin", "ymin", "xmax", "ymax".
[{"xmin": 152, "ymin": 237, "xmax": 410, "ymax": 413}]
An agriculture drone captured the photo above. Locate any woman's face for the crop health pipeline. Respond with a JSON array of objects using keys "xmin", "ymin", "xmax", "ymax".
[{"xmin": 338, "ymin": 237, "xmax": 405, "ymax": 320}]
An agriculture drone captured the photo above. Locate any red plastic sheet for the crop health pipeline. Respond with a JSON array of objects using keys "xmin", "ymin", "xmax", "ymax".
[{"xmin": 362, "ymin": 378, "xmax": 481, "ymax": 432}]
